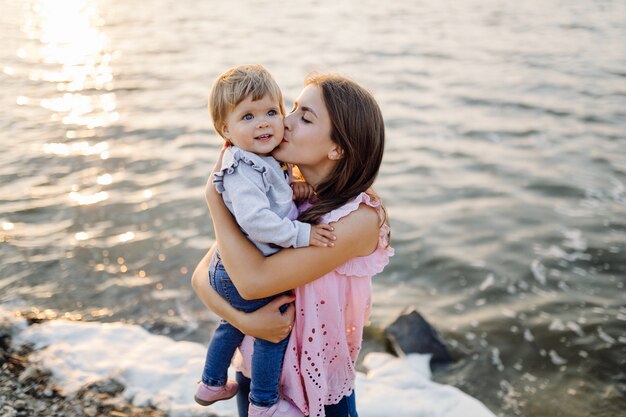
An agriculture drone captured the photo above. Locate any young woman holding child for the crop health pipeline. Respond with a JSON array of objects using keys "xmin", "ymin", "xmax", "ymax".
[
  {"xmin": 192, "ymin": 71, "xmax": 393, "ymax": 417},
  {"xmin": 194, "ymin": 65, "xmax": 339, "ymax": 417}
]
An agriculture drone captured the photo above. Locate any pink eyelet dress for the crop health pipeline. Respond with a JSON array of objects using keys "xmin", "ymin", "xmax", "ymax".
[{"xmin": 233, "ymin": 192, "xmax": 394, "ymax": 417}]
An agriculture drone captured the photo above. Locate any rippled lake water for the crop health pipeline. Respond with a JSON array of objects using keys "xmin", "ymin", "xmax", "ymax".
[{"xmin": 1, "ymin": 0, "xmax": 625, "ymax": 415}]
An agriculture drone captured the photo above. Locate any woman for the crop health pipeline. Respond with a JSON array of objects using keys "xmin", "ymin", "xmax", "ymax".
[{"xmin": 192, "ymin": 74, "xmax": 393, "ymax": 417}]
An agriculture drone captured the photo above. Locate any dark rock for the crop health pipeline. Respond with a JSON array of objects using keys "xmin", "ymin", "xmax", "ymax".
[
  {"xmin": 140, "ymin": 317, "xmax": 193, "ymax": 340},
  {"xmin": 384, "ymin": 307, "xmax": 454, "ymax": 366},
  {"xmin": 88, "ymin": 378, "xmax": 125, "ymax": 396}
]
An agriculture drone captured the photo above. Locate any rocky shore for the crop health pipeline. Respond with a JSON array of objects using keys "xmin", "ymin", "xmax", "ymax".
[
  {"xmin": 0, "ymin": 316, "xmax": 168, "ymax": 417},
  {"xmin": 0, "ymin": 307, "xmax": 452, "ymax": 417}
]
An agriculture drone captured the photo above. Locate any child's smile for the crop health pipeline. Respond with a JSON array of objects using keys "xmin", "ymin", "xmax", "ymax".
[{"xmin": 221, "ymin": 94, "xmax": 284, "ymax": 156}]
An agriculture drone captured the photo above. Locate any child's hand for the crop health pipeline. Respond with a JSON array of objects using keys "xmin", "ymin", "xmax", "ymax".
[
  {"xmin": 309, "ymin": 224, "xmax": 336, "ymax": 247},
  {"xmin": 291, "ymin": 181, "xmax": 315, "ymax": 201}
]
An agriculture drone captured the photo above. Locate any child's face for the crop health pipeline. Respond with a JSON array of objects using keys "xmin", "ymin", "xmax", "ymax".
[{"xmin": 221, "ymin": 94, "xmax": 284, "ymax": 156}]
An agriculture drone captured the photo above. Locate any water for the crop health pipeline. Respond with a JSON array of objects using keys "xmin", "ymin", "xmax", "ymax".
[{"xmin": 1, "ymin": 0, "xmax": 625, "ymax": 415}]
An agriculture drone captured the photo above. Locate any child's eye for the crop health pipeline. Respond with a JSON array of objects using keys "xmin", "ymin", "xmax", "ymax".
[
  {"xmin": 268, "ymin": 110, "xmax": 277, "ymax": 116},
  {"xmin": 243, "ymin": 114, "xmax": 253, "ymax": 121}
]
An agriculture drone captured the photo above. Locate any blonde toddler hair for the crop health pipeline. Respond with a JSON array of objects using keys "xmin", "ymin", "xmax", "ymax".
[{"xmin": 209, "ymin": 64, "xmax": 285, "ymax": 140}]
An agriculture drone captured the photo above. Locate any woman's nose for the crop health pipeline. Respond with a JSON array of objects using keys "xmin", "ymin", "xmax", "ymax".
[{"xmin": 283, "ymin": 113, "xmax": 292, "ymax": 131}]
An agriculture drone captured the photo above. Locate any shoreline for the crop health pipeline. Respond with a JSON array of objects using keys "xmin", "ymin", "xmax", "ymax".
[
  {"xmin": 1, "ymin": 323, "xmax": 169, "ymax": 417},
  {"xmin": 1, "ymin": 309, "xmax": 496, "ymax": 417}
]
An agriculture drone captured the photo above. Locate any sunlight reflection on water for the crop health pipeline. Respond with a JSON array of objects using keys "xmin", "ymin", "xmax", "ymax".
[
  {"xmin": 1, "ymin": 0, "xmax": 625, "ymax": 416},
  {"xmin": 22, "ymin": 0, "xmax": 118, "ymax": 128}
]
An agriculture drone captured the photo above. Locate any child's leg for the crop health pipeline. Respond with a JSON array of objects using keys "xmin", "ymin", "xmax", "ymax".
[
  {"xmin": 201, "ymin": 320, "xmax": 246, "ymax": 386},
  {"xmin": 201, "ymin": 253, "xmax": 247, "ymax": 386},
  {"xmin": 248, "ymin": 334, "xmax": 290, "ymax": 407}
]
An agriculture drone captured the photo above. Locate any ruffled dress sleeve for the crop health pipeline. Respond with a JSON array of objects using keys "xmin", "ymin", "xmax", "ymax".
[{"xmin": 323, "ymin": 192, "xmax": 394, "ymax": 277}]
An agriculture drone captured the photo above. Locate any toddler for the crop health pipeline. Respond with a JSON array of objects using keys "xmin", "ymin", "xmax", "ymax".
[{"xmin": 194, "ymin": 64, "xmax": 332, "ymax": 416}]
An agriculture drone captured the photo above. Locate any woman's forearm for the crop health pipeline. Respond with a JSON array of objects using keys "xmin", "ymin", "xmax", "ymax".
[
  {"xmin": 191, "ymin": 244, "xmax": 296, "ymax": 343},
  {"xmin": 205, "ymin": 180, "xmax": 270, "ymax": 297},
  {"xmin": 205, "ymin": 178, "xmax": 380, "ymax": 299}
]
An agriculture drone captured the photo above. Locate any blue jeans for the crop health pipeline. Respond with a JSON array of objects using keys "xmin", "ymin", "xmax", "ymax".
[
  {"xmin": 202, "ymin": 251, "xmax": 290, "ymax": 407},
  {"xmin": 235, "ymin": 372, "xmax": 359, "ymax": 417}
]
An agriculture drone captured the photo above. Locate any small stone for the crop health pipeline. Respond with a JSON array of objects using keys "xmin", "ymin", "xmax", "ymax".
[
  {"xmin": 17, "ymin": 367, "xmax": 38, "ymax": 384},
  {"xmin": 13, "ymin": 401, "xmax": 26, "ymax": 411},
  {"xmin": 2, "ymin": 405, "xmax": 17, "ymax": 414},
  {"xmin": 84, "ymin": 405, "xmax": 97, "ymax": 417},
  {"xmin": 90, "ymin": 378, "xmax": 125, "ymax": 396}
]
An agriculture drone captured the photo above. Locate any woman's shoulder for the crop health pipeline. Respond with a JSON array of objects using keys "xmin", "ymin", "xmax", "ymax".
[
  {"xmin": 322, "ymin": 192, "xmax": 389, "ymax": 259},
  {"xmin": 333, "ymin": 203, "xmax": 379, "ymax": 237},
  {"xmin": 321, "ymin": 192, "xmax": 383, "ymax": 225}
]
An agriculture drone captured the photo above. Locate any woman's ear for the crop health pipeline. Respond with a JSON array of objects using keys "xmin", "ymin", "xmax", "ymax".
[{"xmin": 328, "ymin": 145, "xmax": 344, "ymax": 161}]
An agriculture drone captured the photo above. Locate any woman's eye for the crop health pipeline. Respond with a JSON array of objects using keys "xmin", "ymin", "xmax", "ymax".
[
  {"xmin": 301, "ymin": 116, "xmax": 311, "ymax": 124},
  {"xmin": 243, "ymin": 114, "xmax": 253, "ymax": 121}
]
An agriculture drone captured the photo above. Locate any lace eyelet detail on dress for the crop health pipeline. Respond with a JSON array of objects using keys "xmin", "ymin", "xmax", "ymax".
[{"xmin": 234, "ymin": 192, "xmax": 393, "ymax": 417}]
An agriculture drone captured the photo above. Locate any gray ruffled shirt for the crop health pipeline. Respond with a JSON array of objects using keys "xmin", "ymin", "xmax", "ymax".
[{"xmin": 212, "ymin": 146, "xmax": 311, "ymax": 256}]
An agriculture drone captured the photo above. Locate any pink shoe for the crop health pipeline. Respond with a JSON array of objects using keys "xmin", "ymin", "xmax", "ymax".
[
  {"xmin": 194, "ymin": 380, "xmax": 238, "ymax": 406},
  {"xmin": 248, "ymin": 398, "xmax": 304, "ymax": 417}
]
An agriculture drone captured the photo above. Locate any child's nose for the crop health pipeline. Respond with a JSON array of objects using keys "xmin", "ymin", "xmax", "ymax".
[{"xmin": 258, "ymin": 119, "xmax": 269, "ymax": 128}]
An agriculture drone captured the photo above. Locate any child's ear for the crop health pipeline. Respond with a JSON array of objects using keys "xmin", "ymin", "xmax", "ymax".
[
  {"xmin": 328, "ymin": 145, "xmax": 344, "ymax": 161},
  {"xmin": 221, "ymin": 123, "xmax": 230, "ymax": 139}
]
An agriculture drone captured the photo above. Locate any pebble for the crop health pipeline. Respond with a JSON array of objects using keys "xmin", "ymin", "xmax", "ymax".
[{"xmin": 17, "ymin": 367, "xmax": 37, "ymax": 384}]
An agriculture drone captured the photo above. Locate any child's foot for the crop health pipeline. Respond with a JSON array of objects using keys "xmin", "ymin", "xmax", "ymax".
[
  {"xmin": 194, "ymin": 380, "xmax": 238, "ymax": 406},
  {"xmin": 248, "ymin": 398, "xmax": 304, "ymax": 417}
]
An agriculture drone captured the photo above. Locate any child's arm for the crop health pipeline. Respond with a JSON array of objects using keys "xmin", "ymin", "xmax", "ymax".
[
  {"xmin": 291, "ymin": 181, "xmax": 336, "ymax": 247},
  {"xmin": 223, "ymin": 162, "xmax": 333, "ymax": 248},
  {"xmin": 207, "ymin": 183, "xmax": 379, "ymax": 299}
]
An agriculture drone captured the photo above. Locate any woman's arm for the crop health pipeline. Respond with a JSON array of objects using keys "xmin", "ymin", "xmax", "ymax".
[
  {"xmin": 191, "ymin": 244, "xmax": 295, "ymax": 343},
  {"xmin": 205, "ymin": 177, "xmax": 381, "ymax": 300}
]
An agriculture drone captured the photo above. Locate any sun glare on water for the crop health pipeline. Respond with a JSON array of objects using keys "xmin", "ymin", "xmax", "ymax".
[{"xmin": 21, "ymin": 0, "xmax": 119, "ymax": 129}]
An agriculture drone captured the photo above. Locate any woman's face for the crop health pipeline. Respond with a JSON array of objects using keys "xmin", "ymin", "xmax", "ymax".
[{"xmin": 272, "ymin": 84, "xmax": 336, "ymax": 169}]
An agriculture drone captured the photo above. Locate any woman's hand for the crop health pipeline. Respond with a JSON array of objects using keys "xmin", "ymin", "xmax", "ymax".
[
  {"xmin": 237, "ymin": 295, "xmax": 296, "ymax": 343},
  {"xmin": 205, "ymin": 145, "xmax": 227, "ymax": 207},
  {"xmin": 191, "ymin": 245, "xmax": 296, "ymax": 343}
]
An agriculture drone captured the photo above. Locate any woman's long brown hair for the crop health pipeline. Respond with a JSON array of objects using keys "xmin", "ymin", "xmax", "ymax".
[{"xmin": 297, "ymin": 74, "xmax": 388, "ymax": 232}]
